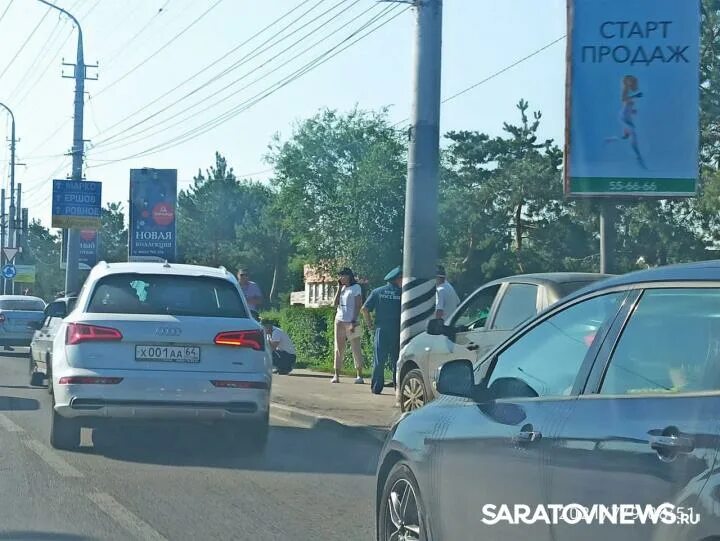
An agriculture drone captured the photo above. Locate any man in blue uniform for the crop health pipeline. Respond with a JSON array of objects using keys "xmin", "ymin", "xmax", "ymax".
[{"xmin": 362, "ymin": 266, "xmax": 402, "ymax": 395}]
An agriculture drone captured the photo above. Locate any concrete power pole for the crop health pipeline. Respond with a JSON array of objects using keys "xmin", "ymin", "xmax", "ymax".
[
  {"xmin": 1, "ymin": 189, "xmax": 5, "ymax": 294},
  {"xmin": 400, "ymin": 0, "xmax": 443, "ymax": 359},
  {"xmin": 0, "ymin": 103, "xmax": 16, "ymax": 294},
  {"xmin": 39, "ymin": 0, "xmax": 94, "ymax": 295}
]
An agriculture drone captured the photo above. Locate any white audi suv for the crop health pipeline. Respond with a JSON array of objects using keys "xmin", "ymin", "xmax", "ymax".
[{"xmin": 49, "ymin": 261, "xmax": 272, "ymax": 452}]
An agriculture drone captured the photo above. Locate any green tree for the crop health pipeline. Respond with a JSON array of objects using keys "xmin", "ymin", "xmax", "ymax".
[
  {"xmin": 441, "ymin": 100, "xmax": 595, "ymax": 294},
  {"xmin": 99, "ymin": 202, "xmax": 128, "ymax": 263},
  {"xmin": 24, "ymin": 221, "xmax": 63, "ymax": 300},
  {"xmin": 267, "ymin": 108, "xmax": 406, "ymax": 284},
  {"xmin": 177, "ymin": 152, "xmax": 292, "ymax": 304}
]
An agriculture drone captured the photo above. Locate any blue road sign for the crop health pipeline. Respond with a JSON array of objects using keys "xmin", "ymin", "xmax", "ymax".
[
  {"xmin": 2, "ymin": 264, "xmax": 16, "ymax": 279},
  {"xmin": 52, "ymin": 180, "xmax": 102, "ymax": 229}
]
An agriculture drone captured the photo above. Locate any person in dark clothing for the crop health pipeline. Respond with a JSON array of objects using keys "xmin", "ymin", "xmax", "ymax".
[{"xmin": 362, "ymin": 266, "xmax": 402, "ymax": 395}]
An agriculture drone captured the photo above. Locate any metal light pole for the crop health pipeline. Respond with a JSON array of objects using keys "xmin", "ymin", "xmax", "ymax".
[
  {"xmin": 38, "ymin": 0, "xmax": 86, "ymax": 294},
  {"xmin": 400, "ymin": 0, "xmax": 443, "ymax": 353},
  {"xmin": 0, "ymin": 103, "xmax": 16, "ymax": 294}
]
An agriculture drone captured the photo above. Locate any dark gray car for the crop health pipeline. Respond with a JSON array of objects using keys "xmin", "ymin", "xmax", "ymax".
[{"xmin": 377, "ymin": 261, "xmax": 720, "ymax": 541}]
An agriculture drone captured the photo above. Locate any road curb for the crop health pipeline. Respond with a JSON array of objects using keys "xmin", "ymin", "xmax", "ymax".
[{"xmin": 270, "ymin": 402, "xmax": 389, "ymax": 444}]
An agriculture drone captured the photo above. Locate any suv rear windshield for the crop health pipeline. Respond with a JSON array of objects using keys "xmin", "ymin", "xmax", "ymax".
[
  {"xmin": 0, "ymin": 299, "xmax": 46, "ymax": 311},
  {"xmin": 86, "ymin": 274, "xmax": 248, "ymax": 318}
]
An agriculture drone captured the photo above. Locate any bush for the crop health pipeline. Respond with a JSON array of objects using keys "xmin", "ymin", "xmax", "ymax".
[{"xmin": 261, "ymin": 305, "xmax": 375, "ymax": 376}]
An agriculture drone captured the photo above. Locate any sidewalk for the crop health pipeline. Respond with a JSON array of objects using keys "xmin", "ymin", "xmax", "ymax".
[{"xmin": 269, "ymin": 369, "xmax": 401, "ymax": 443}]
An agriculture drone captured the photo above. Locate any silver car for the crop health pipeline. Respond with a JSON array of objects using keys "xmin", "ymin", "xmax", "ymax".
[
  {"xmin": 0, "ymin": 295, "xmax": 46, "ymax": 348},
  {"xmin": 396, "ymin": 273, "xmax": 610, "ymax": 412}
]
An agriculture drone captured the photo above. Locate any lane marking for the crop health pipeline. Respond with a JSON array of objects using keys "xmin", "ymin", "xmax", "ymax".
[
  {"xmin": 0, "ymin": 413, "xmax": 25, "ymax": 433},
  {"xmin": 23, "ymin": 439, "xmax": 84, "ymax": 478},
  {"xmin": 87, "ymin": 492, "xmax": 169, "ymax": 541}
]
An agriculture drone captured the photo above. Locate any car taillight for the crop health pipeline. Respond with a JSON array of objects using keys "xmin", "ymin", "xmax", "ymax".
[
  {"xmin": 66, "ymin": 323, "xmax": 123, "ymax": 345},
  {"xmin": 58, "ymin": 376, "xmax": 123, "ymax": 384},
  {"xmin": 210, "ymin": 380, "xmax": 268, "ymax": 389},
  {"xmin": 214, "ymin": 330, "xmax": 264, "ymax": 350}
]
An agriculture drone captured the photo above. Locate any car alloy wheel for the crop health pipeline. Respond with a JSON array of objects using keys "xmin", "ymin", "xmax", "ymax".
[
  {"xmin": 400, "ymin": 369, "xmax": 427, "ymax": 412},
  {"xmin": 380, "ymin": 463, "xmax": 426, "ymax": 541}
]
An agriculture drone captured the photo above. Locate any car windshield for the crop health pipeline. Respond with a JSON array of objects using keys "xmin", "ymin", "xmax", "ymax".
[
  {"xmin": 87, "ymin": 274, "xmax": 247, "ymax": 318},
  {"xmin": 0, "ymin": 299, "xmax": 45, "ymax": 311}
]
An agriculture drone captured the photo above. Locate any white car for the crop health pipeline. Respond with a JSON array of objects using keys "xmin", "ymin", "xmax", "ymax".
[{"xmin": 49, "ymin": 261, "xmax": 272, "ymax": 452}]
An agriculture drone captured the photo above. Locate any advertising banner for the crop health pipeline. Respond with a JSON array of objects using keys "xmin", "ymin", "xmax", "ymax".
[
  {"xmin": 61, "ymin": 229, "xmax": 98, "ymax": 270},
  {"xmin": 129, "ymin": 169, "xmax": 177, "ymax": 262},
  {"xmin": 565, "ymin": 0, "xmax": 701, "ymax": 197}
]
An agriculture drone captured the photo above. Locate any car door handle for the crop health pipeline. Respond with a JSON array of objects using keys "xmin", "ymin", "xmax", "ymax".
[
  {"xmin": 466, "ymin": 343, "xmax": 479, "ymax": 351},
  {"xmin": 516, "ymin": 430, "xmax": 542, "ymax": 443},
  {"xmin": 650, "ymin": 434, "xmax": 694, "ymax": 454}
]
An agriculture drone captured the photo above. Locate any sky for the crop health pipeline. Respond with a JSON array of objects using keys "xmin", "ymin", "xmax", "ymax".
[{"xmin": 0, "ymin": 0, "xmax": 567, "ymax": 228}]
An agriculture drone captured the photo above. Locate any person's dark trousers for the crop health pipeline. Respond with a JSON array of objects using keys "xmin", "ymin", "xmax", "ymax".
[
  {"xmin": 371, "ymin": 328, "xmax": 400, "ymax": 394},
  {"xmin": 273, "ymin": 351, "xmax": 296, "ymax": 375}
]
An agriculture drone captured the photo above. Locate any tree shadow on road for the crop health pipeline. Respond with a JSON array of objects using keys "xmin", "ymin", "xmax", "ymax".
[
  {"xmin": 86, "ymin": 420, "xmax": 381, "ymax": 475},
  {"xmin": 0, "ymin": 396, "xmax": 39, "ymax": 410}
]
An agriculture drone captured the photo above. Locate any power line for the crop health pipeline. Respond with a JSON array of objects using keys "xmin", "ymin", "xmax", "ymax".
[
  {"xmin": 0, "ymin": 6, "xmax": 52, "ymax": 82},
  {"xmin": 87, "ymin": 3, "xmax": 408, "ymax": 167},
  {"xmin": 0, "ymin": 0, "xmax": 14, "ymax": 27},
  {"xmin": 92, "ymin": 0, "xmax": 224, "ymax": 99},
  {"xmin": 92, "ymin": 0, "xmax": 364, "ymax": 152},
  {"xmin": 101, "ymin": 0, "xmax": 172, "ymax": 69},
  {"xmin": 391, "ymin": 35, "xmax": 566, "ymax": 128},
  {"xmin": 443, "ymin": 35, "xmax": 566, "ymax": 104},
  {"xmin": 7, "ymin": 13, "xmax": 66, "ymax": 102},
  {"xmin": 89, "ymin": 0, "xmax": 332, "ymax": 147}
]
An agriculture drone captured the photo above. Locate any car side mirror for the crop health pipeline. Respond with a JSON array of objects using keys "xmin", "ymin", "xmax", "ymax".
[
  {"xmin": 45, "ymin": 301, "xmax": 67, "ymax": 319},
  {"xmin": 427, "ymin": 319, "xmax": 447, "ymax": 336},
  {"xmin": 437, "ymin": 359, "xmax": 474, "ymax": 398}
]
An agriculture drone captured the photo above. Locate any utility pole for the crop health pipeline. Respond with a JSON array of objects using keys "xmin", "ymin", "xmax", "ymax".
[
  {"xmin": 0, "ymin": 102, "xmax": 16, "ymax": 268},
  {"xmin": 13, "ymin": 184, "xmax": 21, "ymax": 294},
  {"xmin": 1, "ymin": 189, "xmax": 5, "ymax": 294},
  {"xmin": 38, "ymin": 0, "xmax": 96, "ymax": 295},
  {"xmin": 400, "ymin": 0, "xmax": 443, "ymax": 363}
]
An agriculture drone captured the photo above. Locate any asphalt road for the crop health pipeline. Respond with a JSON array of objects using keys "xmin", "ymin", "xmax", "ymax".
[{"xmin": 0, "ymin": 352, "xmax": 380, "ymax": 541}]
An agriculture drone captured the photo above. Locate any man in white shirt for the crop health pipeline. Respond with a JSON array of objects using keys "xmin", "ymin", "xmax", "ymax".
[
  {"xmin": 435, "ymin": 265, "xmax": 460, "ymax": 323},
  {"xmin": 262, "ymin": 319, "xmax": 296, "ymax": 375}
]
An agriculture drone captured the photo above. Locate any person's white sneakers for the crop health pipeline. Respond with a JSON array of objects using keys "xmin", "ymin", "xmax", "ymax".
[
  {"xmin": 331, "ymin": 375, "xmax": 339, "ymax": 383},
  {"xmin": 354, "ymin": 377, "xmax": 364, "ymax": 384}
]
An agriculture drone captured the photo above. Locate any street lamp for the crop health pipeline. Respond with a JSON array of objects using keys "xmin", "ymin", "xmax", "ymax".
[
  {"xmin": 37, "ymin": 0, "xmax": 87, "ymax": 294},
  {"xmin": 0, "ymin": 102, "xmax": 16, "ymax": 294}
]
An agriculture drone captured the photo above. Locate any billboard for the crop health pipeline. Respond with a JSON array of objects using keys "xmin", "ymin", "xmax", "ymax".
[
  {"xmin": 61, "ymin": 229, "xmax": 98, "ymax": 270},
  {"xmin": 52, "ymin": 180, "xmax": 102, "ymax": 228},
  {"xmin": 129, "ymin": 169, "xmax": 177, "ymax": 262},
  {"xmin": 565, "ymin": 0, "xmax": 701, "ymax": 197},
  {"xmin": 14, "ymin": 265, "xmax": 36, "ymax": 284}
]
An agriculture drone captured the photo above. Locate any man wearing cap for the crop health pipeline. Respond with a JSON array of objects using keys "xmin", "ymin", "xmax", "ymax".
[
  {"xmin": 435, "ymin": 265, "xmax": 460, "ymax": 323},
  {"xmin": 362, "ymin": 266, "xmax": 402, "ymax": 395}
]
